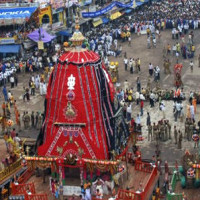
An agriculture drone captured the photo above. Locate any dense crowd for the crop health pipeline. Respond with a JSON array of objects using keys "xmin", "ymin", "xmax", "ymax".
[
  {"xmin": 1, "ymin": 0, "xmax": 200, "ymax": 81},
  {"xmin": 1, "ymin": 1, "xmax": 200, "ymax": 199},
  {"xmin": 83, "ymin": 0, "xmax": 200, "ymax": 63}
]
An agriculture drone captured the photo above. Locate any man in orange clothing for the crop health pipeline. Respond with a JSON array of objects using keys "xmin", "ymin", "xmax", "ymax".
[
  {"xmin": 192, "ymin": 97, "xmax": 197, "ymax": 114},
  {"xmin": 2, "ymin": 102, "xmax": 6, "ymax": 116},
  {"xmin": 15, "ymin": 109, "xmax": 21, "ymax": 131}
]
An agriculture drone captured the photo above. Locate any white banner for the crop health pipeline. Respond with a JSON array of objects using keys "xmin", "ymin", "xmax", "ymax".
[
  {"xmin": 0, "ymin": 38, "xmax": 15, "ymax": 44},
  {"xmin": 63, "ymin": 186, "xmax": 81, "ymax": 196},
  {"xmin": 65, "ymin": 0, "xmax": 78, "ymax": 8}
]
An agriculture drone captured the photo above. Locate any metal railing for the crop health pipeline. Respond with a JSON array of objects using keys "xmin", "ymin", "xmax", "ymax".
[
  {"xmin": 167, "ymin": 193, "xmax": 183, "ymax": 200},
  {"xmin": 12, "ymin": 182, "xmax": 35, "ymax": 195},
  {"xmin": 25, "ymin": 193, "xmax": 48, "ymax": 200},
  {"xmin": 0, "ymin": 159, "xmax": 22, "ymax": 182},
  {"xmin": 116, "ymin": 161, "xmax": 158, "ymax": 200},
  {"xmin": 167, "ymin": 171, "xmax": 183, "ymax": 200},
  {"xmin": 171, "ymin": 172, "xmax": 177, "ymax": 191},
  {"xmin": 117, "ymin": 189, "xmax": 142, "ymax": 200},
  {"xmin": 134, "ymin": 161, "xmax": 154, "ymax": 173},
  {"xmin": 142, "ymin": 164, "xmax": 157, "ymax": 199},
  {"xmin": 18, "ymin": 167, "xmax": 33, "ymax": 184}
]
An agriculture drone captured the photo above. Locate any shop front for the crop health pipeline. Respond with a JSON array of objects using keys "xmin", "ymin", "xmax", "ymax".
[
  {"xmin": 39, "ymin": 6, "xmax": 52, "ymax": 26},
  {"xmin": 52, "ymin": 8, "xmax": 65, "ymax": 31},
  {"xmin": 0, "ymin": 44, "xmax": 21, "ymax": 58},
  {"xmin": 0, "ymin": 7, "xmax": 37, "ymax": 26},
  {"xmin": 0, "ymin": 37, "xmax": 17, "ymax": 45}
]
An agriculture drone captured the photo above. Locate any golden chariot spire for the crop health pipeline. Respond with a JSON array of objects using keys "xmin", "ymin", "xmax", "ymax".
[{"xmin": 69, "ymin": 15, "xmax": 85, "ymax": 47}]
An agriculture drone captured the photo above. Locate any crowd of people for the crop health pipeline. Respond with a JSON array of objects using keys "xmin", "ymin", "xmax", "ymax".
[
  {"xmin": 22, "ymin": 111, "xmax": 44, "ymax": 130},
  {"xmin": 0, "ymin": 31, "xmax": 16, "ymax": 38},
  {"xmin": 0, "ymin": 128, "xmax": 20, "ymax": 171},
  {"xmin": 1, "ymin": 0, "xmax": 200, "ymax": 199},
  {"xmin": 116, "ymin": 75, "xmax": 200, "ymax": 149},
  {"xmin": 83, "ymin": 0, "xmax": 200, "ymax": 60},
  {"xmin": 0, "ymin": 102, "xmax": 44, "ymax": 132},
  {"xmin": 0, "ymin": 25, "xmax": 36, "ymax": 41},
  {"xmin": 0, "ymin": 151, "xmax": 19, "ymax": 171}
]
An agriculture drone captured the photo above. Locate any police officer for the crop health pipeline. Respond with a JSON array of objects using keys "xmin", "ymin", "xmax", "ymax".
[
  {"xmin": 153, "ymin": 122, "xmax": 157, "ymax": 141},
  {"xmin": 185, "ymin": 118, "xmax": 189, "ymax": 139},
  {"xmin": 167, "ymin": 120, "xmax": 172, "ymax": 139},
  {"xmin": 178, "ymin": 130, "xmax": 182, "ymax": 149},
  {"xmin": 174, "ymin": 126, "xmax": 178, "ymax": 144},
  {"xmin": 188, "ymin": 121, "xmax": 194, "ymax": 141},
  {"xmin": 160, "ymin": 122, "xmax": 165, "ymax": 141},
  {"xmin": 148, "ymin": 123, "xmax": 153, "ymax": 141},
  {"xmin": 164, "ymin": 121, "xmax": 168, "ymax": 141}
]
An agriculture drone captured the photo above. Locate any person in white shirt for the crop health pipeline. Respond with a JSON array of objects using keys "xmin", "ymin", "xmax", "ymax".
[
  {"xmin": 114, "ymin": 39, "xmax": 117, "ymax": 50},
  {"xmin": 129, "ymin": 58, "xmax": 133, "ymax": 74},
  {"xmin": 124, "ymin": 58, "xmax": 128, "ymax": 71},
  {"xmin": 153, "ymin": 38, "xmax": 156, "ymax": 48},
  {"xmin": 14, "ymin": 133, "xmax": 21, "ymax": 148},
  {"xmin": 150, "ymin": 91, "xmax": 155, "ymax": 107},
  {"xmin": 40, "ymin": 82, "xmax": 44, "ymax": 95},
  {"xmin": 188, "ymin": 34, "xmax": 192, "ymax": 45},
  {"xmin": 194, "ymin": 20, "xmax": 198, "ymax": 30},
  {"xmin": 85, "ymin": 187, "xmax": 91, "ymax": 200},
  {"xmin": 31, "ymin": 75, "xmax": 35, "ymax": 83},
  {"xmin": 10, "ymin": 75, "xmax": 15, "ymax": 88},
  {"xmin": 156, "ymin": 66, "xmax": 160, "ymax": 80},
  {"xmin": 43, "ymin": 82, "xmax": 47, "ymax": 95},
  {"xmin": 136, "ymin": 114, "xmax": 141, "ymax": 128},
  {"xmin": 128, "ymin": 36, "xmax": 131, "ymax": 46},
  {"xmin": 104, "ymin": 56, "xmax": 108, "ymax": 66},
  {"xmin": 135, "ymin": 91, "xmax": 140, "ymax": 105},
  {"xmin": 176, "ymin": 51, "xmax": 179, "ymax": 63},
  {"xmin": 6, "ymin": 69, "xmax": 11, "ymax": 83},
  {"xmin": 139, "ymin": 93, "xmax": 145, "ymax": 101},
  {"xmin": 160, "ymin": 101, "xmax": 166, "ymax": 119},
  {"xmin": 154, "ymin": 66, "xmax": 160, "ymax": 82},
  {"xmin": 190, "ymin": 61, "xmax": 194, "ymax": 72},
  {"xmin": 178, "ymin": 25, "xmax": 182, "ymax": 35},
  {"xmin": 172, "ymin": 28, "xmax": 176, "ymax": 39},
  {"xmin": 172, "ymin": 45, "xmax": 176, "ymax": 56},
  {"xmin": 190, "ymin": 104, "xmax": 195, "ymax": 121},
  {"xmin": 35, "ymin": 75, "xmax": 40, "ymax": 89},
  {"xmin": 8, "ymin": 90, "xmax": 12, "ymax": 100},
  {"xmin": 149, "ymin": 63, "xmax": 153, "ymax": 76},
  {"xmin": 126, "ymin": 103, "xmax": 132, "ymax": 122}
]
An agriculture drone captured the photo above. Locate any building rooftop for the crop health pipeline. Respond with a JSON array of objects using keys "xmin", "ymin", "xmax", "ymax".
[{"xmin": 0, "ymin": 1, "xmax": 39, "ymax": 8}]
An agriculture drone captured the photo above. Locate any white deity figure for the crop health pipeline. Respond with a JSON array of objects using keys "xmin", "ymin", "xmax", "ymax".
[{"xmin": 67, "ymin": 74, "xmax": 75, "ymax": 90}]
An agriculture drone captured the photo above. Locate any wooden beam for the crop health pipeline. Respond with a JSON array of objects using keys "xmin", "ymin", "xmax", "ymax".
[{"xmin": 54, "ymin": 122, "xmax": 86, "ymax": 127}]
